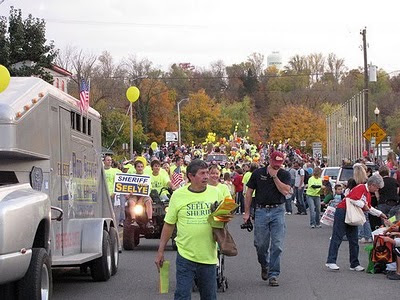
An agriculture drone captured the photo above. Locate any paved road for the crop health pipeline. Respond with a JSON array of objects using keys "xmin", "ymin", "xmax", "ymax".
[{"xmin": 53, "ymin": 214, "xmax": 399, "ymax": 300}]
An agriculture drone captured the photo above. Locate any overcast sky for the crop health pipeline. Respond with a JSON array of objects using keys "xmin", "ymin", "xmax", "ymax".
[{"xmin": 1, "ymin": 0, "xmax": 399, "ymax": 74}]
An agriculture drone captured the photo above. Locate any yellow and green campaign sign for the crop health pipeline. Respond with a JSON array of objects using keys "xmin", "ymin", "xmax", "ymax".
[{"xmin": 114, "ymin": 174, "xmax": 151, "ymax": 196}]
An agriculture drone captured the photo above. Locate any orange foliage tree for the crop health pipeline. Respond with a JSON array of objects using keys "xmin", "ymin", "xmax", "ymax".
[
  {"xmin": 181, "ymin": 90, "xmax": 232, "ymax": 143},
  {"xmin": 137, "ymin": 79, "xmax": 177, "ymax": 143},
  {"xmin": 268, "ymin": 105, "xmax": 327, "ymax": 154}
]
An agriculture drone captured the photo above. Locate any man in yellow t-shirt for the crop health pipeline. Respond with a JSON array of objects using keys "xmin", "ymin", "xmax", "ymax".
[
  {"xmin": 126, "ymin": 159, "xmax": 154, "ymax": 229},
  {"xmin": 104, "ymin": 156, "xmax": 122, "ymax": 224},
  {"xmin": 155, "ymin": 160, "xmax": 223, "ymax": 299},
  {"xmin": 150, "ymin": 160, "xmax": 174, "ymax": 200}
]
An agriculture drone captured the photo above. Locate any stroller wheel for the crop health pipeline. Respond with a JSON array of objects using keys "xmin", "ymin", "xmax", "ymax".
[{"xmin": 221, "ymin": 279, "xmax": 227, "ymax": 292}]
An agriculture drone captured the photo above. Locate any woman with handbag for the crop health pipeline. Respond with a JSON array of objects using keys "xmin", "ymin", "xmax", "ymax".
[{"xmin": 325, "ymin": 175, "xmax": 387, "ymax": 271}]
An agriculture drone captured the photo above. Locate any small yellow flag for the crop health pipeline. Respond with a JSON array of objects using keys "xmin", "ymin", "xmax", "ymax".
[{"xmin": 159, "ymin": 260, "xmax": 170, "ymax": 294}]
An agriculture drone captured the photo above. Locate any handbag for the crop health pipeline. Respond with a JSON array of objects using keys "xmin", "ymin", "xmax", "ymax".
[
  {"xmin": 372, "ymin": 235, "xmax": 395, "ymax": 263},
  {"xmin": 212, "ymin": 226, "xmax": 238, "ymax": 257},
  {"xmin": 344, "ymin": 198, "xmax": 366, "ymax": 226},
  {"xmin": 320, "ymin": 205, "xmax": 336, "ymax": 227}
]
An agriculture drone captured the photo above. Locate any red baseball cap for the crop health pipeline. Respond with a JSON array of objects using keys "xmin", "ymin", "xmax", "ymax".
[{"xmin": 270, "ymin": 151, "xmax": 285, "ymax": 167}]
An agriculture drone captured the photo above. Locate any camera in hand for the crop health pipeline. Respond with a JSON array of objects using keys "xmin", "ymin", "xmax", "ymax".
[{"xmin": 241, "ymin": 219, "xmax": 253, "ymax": 232}]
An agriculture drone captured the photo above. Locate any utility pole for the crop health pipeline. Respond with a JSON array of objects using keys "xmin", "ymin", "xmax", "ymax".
[{"xmin": 361, "ymin": 27, "xmax": 369, "ymax": 152}]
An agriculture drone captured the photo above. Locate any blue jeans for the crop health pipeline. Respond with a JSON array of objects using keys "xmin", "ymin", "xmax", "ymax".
[
  {"xmin": 236, "ymin": 191, "xmax": 244, "ymax": 213},
  {"xmin": 285, "ymin": 191, "xmax": 294, "ymax": 213},
  {"xmin": 295, "ymin": 187, "xmax": 306, "ymax": 213},
  {"xmin": 327, "ymin": 208, "xmax": 360, "ymax": 268},
  {"xmin": 306, "ymin": 195, "xmax": 321, "ymax": 226},
  {"xmin": 175, "ymin": 252, "xmax": 216, "ymax": 300},
  {"xmin": 254, "ymin": 204, "xmax": 286, "ymax": 278},
  {"xmin": 358, "ymin": 212, "xmax": 372, "ymax": 239}
]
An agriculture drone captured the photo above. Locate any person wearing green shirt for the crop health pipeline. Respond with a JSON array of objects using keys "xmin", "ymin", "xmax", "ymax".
[
  {"xmin": 104, "ymin": 156, "xmax": 122, "ymax": 225},
  {"xmin": 306, "ymin": 167, "xmax": 323, "ymax": 228},
  {"xmin": 208, "ymin": 164, "xmax": 231, "ymax": 199},
  {"xmin": 243, "ymin": 163, "xmax": 258, "ymax": 199},
  {"xmin": 155, "ymin": 160, "xmax": 224, "ymax": 299},
  {"xmin": 126, "ymin": 159, "xmax": 154, "ymax": 229},
  {"xmin": 150, "ymin": 159, "xmax": 175, "ymax": 200}
]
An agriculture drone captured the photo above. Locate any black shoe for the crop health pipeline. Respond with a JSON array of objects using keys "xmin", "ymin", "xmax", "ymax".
[
  {"xmin": 269, "ymin": 277, "xmax": 279, "ymax": 286},
  {"xmin": 295, "ymin": 212, "xmax": 302, "ymax": 215},
  {"xmin": 387, "ymin": 272, "xmax": 400, "ymax": 280},
  {"xmin": 300, "ymin": 212, "xmax": 307, "ymax": 215},
  {"xmin": 261, "ymin": 267, "xmax": 268, "ymax": 281},
  {"xmin": 146, "ymin": 221, "xmax": 154, "ymax": 230}
]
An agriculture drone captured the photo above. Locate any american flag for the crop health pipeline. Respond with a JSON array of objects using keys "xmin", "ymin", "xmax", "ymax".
[
  {"xmin": 171, "ymin": 171, "xmax": 185, "ymax": 187},
  {"xmin": 79, "ymin": 79, "xmax": 90, "ymax": 113}
]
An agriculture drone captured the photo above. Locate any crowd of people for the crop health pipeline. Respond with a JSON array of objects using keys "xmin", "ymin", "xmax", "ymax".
[{"xmin": 103, "ymin": 140, "xmax": 400, "ymax": 299}]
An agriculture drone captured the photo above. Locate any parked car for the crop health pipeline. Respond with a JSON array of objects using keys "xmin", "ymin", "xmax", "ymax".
[
  {"xmin": 336, "ymin": 163, "xmax": 378, "ymax": 187},
  {"xmin": 205, "ymin": 154, "xmax": 227, "ymax": 166},
  {"xmin": 321, "ymin": 167, "xmax": 340, "ymax": 187}
]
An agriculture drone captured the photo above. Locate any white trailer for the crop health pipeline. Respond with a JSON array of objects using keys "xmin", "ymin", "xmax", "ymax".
[{"xmin": 0, "ymin": 77, "xmax": 119, "ymax": 299}]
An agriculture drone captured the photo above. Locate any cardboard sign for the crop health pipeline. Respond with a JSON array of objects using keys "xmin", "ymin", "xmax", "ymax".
[{"xmin": 114, "ymin": 174, "xmax": 151, "ymax": 196}]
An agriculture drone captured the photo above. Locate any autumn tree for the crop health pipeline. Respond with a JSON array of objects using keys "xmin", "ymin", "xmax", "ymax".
[
  {"xmin": 269, "ymin": 105, "xmax": 327, "ymax": 153},
  {"xmin": 180, "ymin": 90, "xmax": 232, "ymax": 143},
  {"xmin": 138, "ymin": 79, "xmax": 177, "ymax": 142}
]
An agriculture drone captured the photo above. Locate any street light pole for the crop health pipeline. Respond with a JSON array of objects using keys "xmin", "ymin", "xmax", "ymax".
[
  {"xmin": 374, "ymin": 107, "xmax": 380, "ymax": 161},
  {"xmin": 177, "ymin": 98, "xmax": 189, "ymax": 147}
]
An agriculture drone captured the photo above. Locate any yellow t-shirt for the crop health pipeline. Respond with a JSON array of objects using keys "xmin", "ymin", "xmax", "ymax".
[
  {"xmin": 104, "ymin": 167, "xmax": 120, "ymax": 195},
  {"xmin": 143, "ymin": 165, "xmax": 152, "ymax": 176},
  {"xmin": 164, "ymin": 185, "xmax": 223, "ymax": 264},
  {"xmin": 150, "ymin": 172, "xmax": 170, "ymax": 194},
  {"xmin": 215, "ymin": 183, "xmax": 232, "ymax": 199},
  {"xmin": 306, "ymin": 176, "xmax": 323, "ymax": 197},
  {"xmin": 222, "ymin": 168, "xmax": 230, "ymax": 175},
  {"xmin": 170, "ymin": 165, "xmax": 186, "ymax": 175},
  {"xmin": 242, "ymin": 171, "xmax": 255, "ymax": 196}
]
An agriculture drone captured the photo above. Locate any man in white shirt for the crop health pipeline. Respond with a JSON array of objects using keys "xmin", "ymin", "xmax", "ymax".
[{"xmin": 294, "ymin": 161, "xmax": 307, "ymax": 215}]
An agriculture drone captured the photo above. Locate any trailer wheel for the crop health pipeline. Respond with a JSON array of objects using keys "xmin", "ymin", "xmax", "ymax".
[
  {"xmin": 109, "ymin": 227, "xmax": 119, "ymax": 276},
  {"xmin": 18, "ymin": 248, "xmax": 52, "ymax": 300},
  {"xmin": 90, "ymin": 230, "xmax": 112, "ymax": 281}
]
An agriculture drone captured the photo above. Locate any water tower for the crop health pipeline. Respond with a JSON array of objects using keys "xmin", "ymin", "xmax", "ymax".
[{"xmin": 267, "ymin": 51, "xmax": 282, "ymax": 70}]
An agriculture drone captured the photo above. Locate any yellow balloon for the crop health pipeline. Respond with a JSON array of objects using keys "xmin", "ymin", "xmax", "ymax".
[
  {"xmin": 150, "ymin": 141, "xmax": 157, "ymax": 150},
  {"xmin": 126, "ymin": 86, "xmax": 140, "ymax": 103},
  {"xmin": 0, "ymin": 65, "xmax": 11, "ymax": 93}
]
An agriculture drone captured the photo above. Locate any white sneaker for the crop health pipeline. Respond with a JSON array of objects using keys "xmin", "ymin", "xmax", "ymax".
[
  {"xmin": 350, "ymin": 265, "xmax": 365, "ymax": 272},
  {"xmin": 287, "ymin": 212, "xmax": 292, "ymax": 215},
  {"xmin": 325, "ymin": 263, "xmax": 340, "ymax": 270},
  {"xmin": 359, "ymin": 238, "xmax": 366, "ymax": 243}
]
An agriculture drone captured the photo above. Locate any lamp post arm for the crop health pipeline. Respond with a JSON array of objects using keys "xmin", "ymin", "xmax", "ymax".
[{"xmin": 177, "ymin": 98, "xmax": 189, "ymax": 147}]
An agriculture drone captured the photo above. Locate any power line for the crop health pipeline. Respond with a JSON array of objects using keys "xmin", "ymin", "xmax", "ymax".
[{"xmin": 45, "ymin": 18, "xmax": 205, "ymax": 29}]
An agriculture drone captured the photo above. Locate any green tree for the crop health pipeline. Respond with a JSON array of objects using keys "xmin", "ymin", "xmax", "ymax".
[{"xmin": 3, "ymin": 7, "xmax": 57, "ymax": 82}]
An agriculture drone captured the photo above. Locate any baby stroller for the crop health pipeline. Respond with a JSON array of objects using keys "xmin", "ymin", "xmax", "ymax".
[
  {"xmin": 216, "ymin": 249, "xmax": 228, "ymax": 292},
  {"xmin": 192, "ymin": 248, "xmax": 228, "ymax": 293}
]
